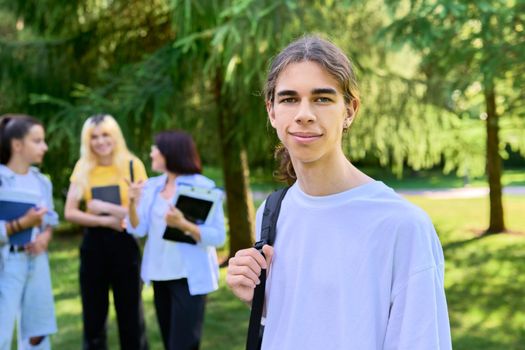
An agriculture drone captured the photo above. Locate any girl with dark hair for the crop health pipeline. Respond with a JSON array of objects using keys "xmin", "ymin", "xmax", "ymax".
[
  {"xmin": 127, "ymin": 130, "xmax": 225, "ymax": 350},
  {"xmin": 64, "ymin": 114, "xmax": 148, "ymax": 350},
  {"xmin": 226, "ymin": 36, "xmax": 452, "ymax": 349},
  {"xmin": 0, "ymin": 114, "xmax": 59, "ymax": 349}
]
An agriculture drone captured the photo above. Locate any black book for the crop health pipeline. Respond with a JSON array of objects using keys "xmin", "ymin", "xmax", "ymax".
[
  {"xmin": 163, "ymin": 193, "xmax": 216, "ymax": 245},
  {"xmin": 91, "ymin": 185, "xmax": 121, "ymax": 205}
]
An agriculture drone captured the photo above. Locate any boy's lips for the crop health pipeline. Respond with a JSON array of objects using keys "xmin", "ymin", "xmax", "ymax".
[{"xmin": 289, "ymin": 131, "xmax": 323, "ymax": 143}]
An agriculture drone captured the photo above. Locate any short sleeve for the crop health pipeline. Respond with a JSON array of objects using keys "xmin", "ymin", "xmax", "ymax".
[
  {"xmin": 384, "ymin": 210, "xmax": 452, "ymax": 349},
  {"xmin": 383, "ymin": 266, "xmax": 452, "ymax": 349},
  {"xmin": 69, "ymin": 161, "xmax": 81, "ymax": 183}
]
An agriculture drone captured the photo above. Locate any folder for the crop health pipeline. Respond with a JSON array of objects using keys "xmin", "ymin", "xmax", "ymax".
[
  {"xmin": 0, "ymin": 190, "xmax": 39, "ymax": 245},
  {"xmin": 163, "ymin": 184, "xmax": 223, "ymax": 244}
]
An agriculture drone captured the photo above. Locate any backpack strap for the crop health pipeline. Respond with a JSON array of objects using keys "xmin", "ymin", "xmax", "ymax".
[
  {"xmin": 246, "ymin": 187, "xmax": 289, "ymax": 350},
  {"xmin": 259, "ymin": 187, "xmax": 289, "ymax": 246}
]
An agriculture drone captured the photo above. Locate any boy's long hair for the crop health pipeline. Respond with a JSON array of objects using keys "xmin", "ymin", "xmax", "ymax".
[
  {"xmin": 264, "ymin": 35, "xmax": 361, "ymax": 185},
  {"xmin": 73, "ymin": 114, "xmax": 137, "ymax": 199}
]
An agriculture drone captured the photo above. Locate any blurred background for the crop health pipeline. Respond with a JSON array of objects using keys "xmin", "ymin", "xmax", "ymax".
[{"xmin": 1, "ymin": 0, "xmax": 524, "ymax": 349}]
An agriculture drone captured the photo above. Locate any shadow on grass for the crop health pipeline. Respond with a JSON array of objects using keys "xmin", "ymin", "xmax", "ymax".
[
  {"xmin": 439, "ymin": 222, "xmax": 525, "ymax": 350},
  {"xmin": 442, "ymin": 235, "xmax": 486, "ymax": 251}
]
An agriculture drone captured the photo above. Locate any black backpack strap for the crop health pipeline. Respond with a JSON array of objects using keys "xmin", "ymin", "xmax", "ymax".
[
  {"xmin": 246, "ymin": 187, "xmax": 289, "ymax": 350},
  {"xmin": 259, "ymin": 187, "xmax": 289, "ymax": 246}
]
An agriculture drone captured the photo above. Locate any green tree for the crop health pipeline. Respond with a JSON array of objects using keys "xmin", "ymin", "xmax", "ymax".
[
  {"xmin": 3, "ymin": 0, "xmax": 499, "ymax": 250},
  {"xmin": 103, "ymin": 0, "xmax": 413, "ymax": 255},
  {"xmin": 0, "ymin": 0, "xmax": 177, "ymax": 196},
  {"xmin": 384, "ymin": 0, "xmax": 525, "ymax": 233},
  {"xmin": 0, "ymin": 0, "xmax": 316, "ymax": 255}
]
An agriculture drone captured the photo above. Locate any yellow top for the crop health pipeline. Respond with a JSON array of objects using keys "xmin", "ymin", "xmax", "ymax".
[{"xmin": 70, "ymin": 159, "xmax": 147, "ymax": 208}]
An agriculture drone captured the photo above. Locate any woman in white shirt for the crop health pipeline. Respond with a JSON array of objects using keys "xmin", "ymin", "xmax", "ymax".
[{"xmin": 127, "ymin": 130, "xmax": 225, "ymax": 350}]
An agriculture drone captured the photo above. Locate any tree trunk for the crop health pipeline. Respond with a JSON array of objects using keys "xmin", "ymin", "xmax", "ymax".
[
  {"xmin": 483, "ymin": 81, "xmax": 506, "ymax": 234},
  {"xmin": 214, "ymin": 72, "xmax": 255, "ymax": 257}
]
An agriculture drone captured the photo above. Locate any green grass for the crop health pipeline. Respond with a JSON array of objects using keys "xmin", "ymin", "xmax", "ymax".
[
  {"xmin": 48, "ymin": 233, "xmax": 248, "ymax": 349},
  {"xmin": 42, "ymin": 194, "xmax": 525, "ymax": 349},
  {"xmin": 407, "ymin": 195, "xmax": 525, "ymax": 350}
]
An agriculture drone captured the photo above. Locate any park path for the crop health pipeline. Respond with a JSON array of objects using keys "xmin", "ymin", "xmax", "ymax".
[
  {"xmin": 397, "ymin": 186, "xmax": 525, "ymax": 198},
  {"xmin": 251, "ymin": 186, "xmax": 525, "ymax": 201}
]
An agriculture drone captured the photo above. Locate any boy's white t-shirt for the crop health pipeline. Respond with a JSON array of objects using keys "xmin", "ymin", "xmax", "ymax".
[{"xmin": 256, "ymin": 181, "xmax": 452, "ymax": 350}]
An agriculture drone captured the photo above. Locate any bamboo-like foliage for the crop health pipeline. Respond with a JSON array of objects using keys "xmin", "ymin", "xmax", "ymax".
[
  {"xmin": 383, "ymin": 0, "xmax": 525, "ymax": 232},
  {"xmin": 2, "ymin": 0, "xmax": 522, "ymax": 237}
]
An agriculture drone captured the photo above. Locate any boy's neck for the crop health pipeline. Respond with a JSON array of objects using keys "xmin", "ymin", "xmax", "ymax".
[{"xmin": 293, "ymin": 152, "xmax": 373, "ymax": 196}]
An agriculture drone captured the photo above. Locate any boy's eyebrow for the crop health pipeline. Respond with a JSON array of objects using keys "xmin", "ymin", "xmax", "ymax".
[
  {"xmin": 276, "ymin": 88, "xmax": 338, "ymax": 97},
  {"xmin": 276, "ymin": 90, "xmax": 299, "ymax": 97},
  {"xmin": 312, "ymin": 88, "xmax": 337, "ymax": 95}
]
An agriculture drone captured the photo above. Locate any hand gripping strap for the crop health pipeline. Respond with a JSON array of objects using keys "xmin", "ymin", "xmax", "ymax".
[{"xmin": 246, "ymin": 187, "xmax": 289, "ymax": 350}]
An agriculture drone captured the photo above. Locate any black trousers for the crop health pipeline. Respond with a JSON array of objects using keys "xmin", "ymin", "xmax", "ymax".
[
  {"xmin": 79, "ymin": 227, "xmax": 148, "ymax": 350},
  {"xmin": 152, "ymin": 279, "xmax": 206, "ymax": 350}
]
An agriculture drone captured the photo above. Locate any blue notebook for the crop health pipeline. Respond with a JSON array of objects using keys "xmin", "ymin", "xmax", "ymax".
[{"xmin": 0, "ymin": 190, "xmax": 39, "ymax": 245}]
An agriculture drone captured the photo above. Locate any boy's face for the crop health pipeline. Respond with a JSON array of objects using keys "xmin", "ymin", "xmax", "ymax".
[{"xmin": 267, "ymin": 61, "xmax": 354, "ymax": 166}]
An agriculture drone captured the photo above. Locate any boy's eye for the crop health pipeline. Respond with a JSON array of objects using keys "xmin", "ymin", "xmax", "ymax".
[
  {"xmin": 279, "ymin": 97, "xmax": 297, "ymax": 103},
  {"xmin": 315, "ymin": 97, "xmax": 332, "ymax": 103}
]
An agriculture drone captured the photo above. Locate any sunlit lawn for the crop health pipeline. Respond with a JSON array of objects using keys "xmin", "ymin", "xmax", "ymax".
[
  {"xmin": 49, "ymin": 235, "xmax": 248, "ymax": 350},
  {"xmin": 47, "ymin": 194, "xmax": 525, "ymax": 349},
  {"xmin": 408, "ymin": 195, "xmax": 525, "ymax": 350}
]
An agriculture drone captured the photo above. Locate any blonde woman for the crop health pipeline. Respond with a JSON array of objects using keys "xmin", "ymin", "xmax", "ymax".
[{"xmin": 64, "ymin": 114, "xmax": 148, "ymax": 350}]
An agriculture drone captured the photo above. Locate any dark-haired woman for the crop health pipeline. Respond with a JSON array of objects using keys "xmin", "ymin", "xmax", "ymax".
[
  {"xmin": 0, "ymin": 114, "xmax": 58, "ymax": 349},
  {"xmin": 127, "ymin": 130, "xmax": 225, "ymax": 350}
]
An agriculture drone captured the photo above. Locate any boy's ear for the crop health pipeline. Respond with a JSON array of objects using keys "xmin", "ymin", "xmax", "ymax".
[
  {"xmin": 343, "ymin": 99, "xmax": 359, "ymax": 130},
  {"xmin": 343, "ymin": 108, "xmax": 354, "ymax": 129},
  {"xmin": 267, "ymin": 101, "xmax": 276, "ymax": 128},
  {"xmin": 345, "ymin": 99, "xmax": 359, "ymax": 123},
  {"xmin": 348, "ymin": 98, "xmax": 359, "ymax": 119}
]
